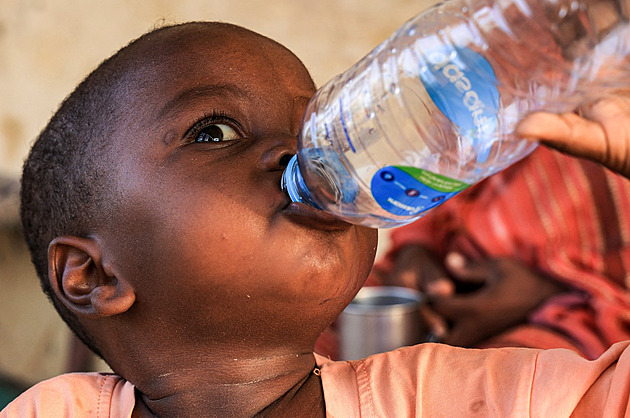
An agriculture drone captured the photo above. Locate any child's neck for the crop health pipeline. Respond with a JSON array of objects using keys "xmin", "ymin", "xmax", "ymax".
[{"xmin": 130, "ymin": 350, "xmax": 326, "ymax": 417}]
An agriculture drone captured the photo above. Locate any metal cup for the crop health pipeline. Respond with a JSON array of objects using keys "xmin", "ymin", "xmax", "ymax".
[{"xmin": 338, "ymin": 286, "xmax": 424, "ymax": 361}]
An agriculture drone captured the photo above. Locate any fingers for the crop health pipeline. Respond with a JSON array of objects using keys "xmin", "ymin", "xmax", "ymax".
[
  {"xmin": 585, "ymin": 96, "xmax": 630, "ymax": 178},
  {"xmin": 419, "ymin": 305, "xmax": 448, "ymax": 341},
  {"xmin": 425, "ymin": 278, "xmax": 455, "ymax": 296},
  {"xmin": 444, "ymin": 252, "xmax": 488, "ymax": 285},
  {"xmin": 431, "ymin": 257, "xmax": 558, "ymax": 347},
  {"xmin": 429, "ymin": 254, "xmax": 492, "ymax": 342},
  {"xmin": 515, "ymin": 111, "xmax": 608, "ymax": 163},
  {"xmin": 388, "ymin": 245, "xmax": 454, "ymax": 296},
  {"xmin": 516, "ymin": 93, "xmax": 630, "ymax": 179}
]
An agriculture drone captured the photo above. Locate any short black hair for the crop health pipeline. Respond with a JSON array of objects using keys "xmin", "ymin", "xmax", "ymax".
[{"xmin": 20, "ymin": 21, "xmax": 236, "ymax": 359}]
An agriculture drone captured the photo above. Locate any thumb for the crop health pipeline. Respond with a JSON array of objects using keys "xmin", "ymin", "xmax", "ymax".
[{"xmin": 515, "ymin": 111, "xmax": 608, "ymax": 161}]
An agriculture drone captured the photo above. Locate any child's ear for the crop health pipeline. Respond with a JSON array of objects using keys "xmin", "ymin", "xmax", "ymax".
[{"xmin": 48, "ymin": 236, "xmax": 136, "ymax": 318}]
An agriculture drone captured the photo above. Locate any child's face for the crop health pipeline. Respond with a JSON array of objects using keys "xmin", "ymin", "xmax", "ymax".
[{"xmin": 98, "ymin": 25, "xmax": 378, "ymax": 349}]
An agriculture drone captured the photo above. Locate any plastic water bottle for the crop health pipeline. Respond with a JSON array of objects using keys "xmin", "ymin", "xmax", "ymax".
[{"xmin": 281, "ymin": 0, "xmax": 629, "ymax": 228}]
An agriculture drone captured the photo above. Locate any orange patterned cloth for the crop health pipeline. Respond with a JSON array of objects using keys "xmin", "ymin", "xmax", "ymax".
[{"xmin": 317, "ymin": 147, "xmax": 630, "ymax": 360}]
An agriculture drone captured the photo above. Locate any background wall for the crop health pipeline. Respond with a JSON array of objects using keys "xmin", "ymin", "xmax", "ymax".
[{"xmin": 0, "ymin": 0, "xmax": 438, "ymax": 390}]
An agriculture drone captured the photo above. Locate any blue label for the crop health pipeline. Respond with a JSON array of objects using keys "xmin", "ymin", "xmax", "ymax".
[
  {"xmin": 419, "ymin": 46, "xmax": 499, "ymax": 163},
  {"xmin": 371, "ymin": 166, "xmax": 469, "ymax": 216}
]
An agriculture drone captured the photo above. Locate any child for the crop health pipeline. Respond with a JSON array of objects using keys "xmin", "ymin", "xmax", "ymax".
[{"xmin": 4, "ymin": 21, "xmax": 630, "ymax": 417}]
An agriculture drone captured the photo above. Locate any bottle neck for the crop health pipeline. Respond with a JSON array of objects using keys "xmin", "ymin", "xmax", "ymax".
[{"xmin": 280, "ymin": 155, "xmax": 321, "ymax": 209}]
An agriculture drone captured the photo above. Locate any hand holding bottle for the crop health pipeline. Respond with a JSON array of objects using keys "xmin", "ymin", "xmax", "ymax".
[{"xmin": 517, "ymin": 91, "xmax": 630, "ymax": 179}]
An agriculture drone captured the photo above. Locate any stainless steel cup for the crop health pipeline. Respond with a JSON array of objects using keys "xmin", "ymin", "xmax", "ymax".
[{"xmin": 338, "ymin": 286, "xmax": 424, "ymax": 361}]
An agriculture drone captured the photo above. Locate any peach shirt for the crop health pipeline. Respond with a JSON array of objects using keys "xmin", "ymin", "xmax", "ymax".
[
  {"xmin": 317, "ymin": 342, "xmax": 630, "ymax": 417},
  {"xmin": 3, "ymin": 341, "xmax": 630, "ymax": 417},
  {"xmin": 0, "ymin": 372, "xmax": 135, "ymax": 417}
]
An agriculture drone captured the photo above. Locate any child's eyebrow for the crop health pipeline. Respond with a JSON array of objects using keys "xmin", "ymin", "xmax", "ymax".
[{"xmin": 157, "ymin": 83, "xmax": 248, "ymax": 120}]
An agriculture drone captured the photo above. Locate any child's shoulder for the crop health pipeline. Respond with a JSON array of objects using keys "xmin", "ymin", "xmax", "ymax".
[{"xmin": 0, "ymin": 372, "xmax": 135, "ymax": 417}]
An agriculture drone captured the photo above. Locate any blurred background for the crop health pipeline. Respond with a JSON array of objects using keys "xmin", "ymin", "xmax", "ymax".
[{"xmin": 0, "ymin": 0, "xmax": 438, "ymax": 405}]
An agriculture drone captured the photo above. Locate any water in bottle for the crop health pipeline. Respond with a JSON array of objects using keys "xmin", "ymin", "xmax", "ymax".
[{"xmin": 281, "ymin": 0, "xmax": 630, "ymax": 228}]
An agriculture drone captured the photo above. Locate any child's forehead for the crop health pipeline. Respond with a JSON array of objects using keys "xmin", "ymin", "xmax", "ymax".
[
  {"xmin": 138, "ymin": 24, "xmax": 301, "ymax": 71},
  {"xmin": 124, "ymin": 24, "xmax": 313, "ymax": 98}
]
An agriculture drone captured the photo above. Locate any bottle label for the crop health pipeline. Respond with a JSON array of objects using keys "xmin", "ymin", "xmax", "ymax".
[
  {"xmin": 420, "ymin": 46, "xmax": 500, "ymax": 163},
  {"xmin": 371, "ymin": 166, "xmax": 469, "ymax": 216}
]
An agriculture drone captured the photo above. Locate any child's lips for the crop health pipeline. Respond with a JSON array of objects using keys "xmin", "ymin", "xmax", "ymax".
[{"xmin": 279, "ymin": 202, "xmax": 353, "ymax": 231}]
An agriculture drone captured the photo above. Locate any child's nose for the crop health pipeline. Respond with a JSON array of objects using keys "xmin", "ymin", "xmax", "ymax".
[{"xmin": 259, "ymin": 134, "xmax": 297, "ymax": 171}]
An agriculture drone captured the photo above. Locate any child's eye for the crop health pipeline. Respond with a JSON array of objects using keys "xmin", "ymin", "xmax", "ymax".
[
  {"xmin": 186, "ymin": 111, "xmax": 244, "ymax": 145},
  {"xmin": 194, "ymin": 123, "xmax": 240, "ymax": 143}
]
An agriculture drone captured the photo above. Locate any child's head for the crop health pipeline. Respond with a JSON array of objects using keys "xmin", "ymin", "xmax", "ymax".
[{"xmin": 20, "ymin": 22, "xmax": 378, "ymax": 372}]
